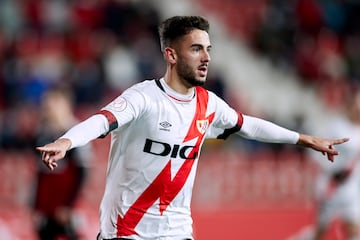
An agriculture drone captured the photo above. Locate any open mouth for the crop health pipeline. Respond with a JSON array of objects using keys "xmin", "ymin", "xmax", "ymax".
[{"xmin": 198, "ymin": 66, "xmax": 208, "ymax": 76}]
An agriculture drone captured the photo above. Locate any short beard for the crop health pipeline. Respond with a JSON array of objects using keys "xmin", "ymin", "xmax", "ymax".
[
  {"xmin": 177, "ymin": 59, "xmax": 205, "ymax": 87},
  {"xmin": 184, "ymin": 76, "xmax": 205, "ymax": 87}
]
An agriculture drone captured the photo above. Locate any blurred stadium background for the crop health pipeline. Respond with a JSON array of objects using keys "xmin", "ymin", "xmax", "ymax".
[{"xmin": 0, "ymin": 0, "xmax": 359, "ymax": 239}]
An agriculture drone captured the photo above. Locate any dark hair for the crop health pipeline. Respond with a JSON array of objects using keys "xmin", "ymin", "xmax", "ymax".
[{"xmin": 158, "ymin": 16, "xmax": 210, "ymax": 52}]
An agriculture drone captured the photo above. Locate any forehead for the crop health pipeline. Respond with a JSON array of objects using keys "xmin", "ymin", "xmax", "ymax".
[{"xmin": 179, "ymin": 29, "xmax": 211, "ymax": 48}]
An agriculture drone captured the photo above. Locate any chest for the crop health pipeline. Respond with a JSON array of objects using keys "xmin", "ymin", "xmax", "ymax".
[{"xmin": 141, "ymin": 99, "xmax": 197, "ymax": 142}]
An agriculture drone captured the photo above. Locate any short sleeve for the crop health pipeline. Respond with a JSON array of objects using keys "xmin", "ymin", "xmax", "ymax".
[
  {"xmin": 206, "ymin": 92, "xmax": 243, "ymax": 139},
  {"xmin": 101, "ymin": 86, "xmax": 147, "ymax": 132}
]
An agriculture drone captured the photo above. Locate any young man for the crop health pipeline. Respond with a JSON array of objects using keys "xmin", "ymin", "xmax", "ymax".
[{"xmin": 37, "ymin": 16, "xmax": 349, "ymax": 240}]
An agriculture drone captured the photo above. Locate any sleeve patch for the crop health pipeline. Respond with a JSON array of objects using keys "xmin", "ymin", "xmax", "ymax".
[{"xmin": 108, "ymin": 97, "xmax": 127, "ymax": 112}]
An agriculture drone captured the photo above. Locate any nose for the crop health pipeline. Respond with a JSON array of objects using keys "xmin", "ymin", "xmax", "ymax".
[{"xmin": 202, "ymin": 50, "xmax": 211, "ymax": 63}]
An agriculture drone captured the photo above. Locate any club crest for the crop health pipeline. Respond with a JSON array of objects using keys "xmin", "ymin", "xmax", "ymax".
[{"xmin": 196, "ymin": 119, "xmax": 209, "ymax": 134}]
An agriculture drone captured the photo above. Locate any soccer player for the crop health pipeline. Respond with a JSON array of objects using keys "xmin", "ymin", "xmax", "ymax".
[{"xmin": 36, "ymin": 16, "xmax": 349, "ymax": 240}]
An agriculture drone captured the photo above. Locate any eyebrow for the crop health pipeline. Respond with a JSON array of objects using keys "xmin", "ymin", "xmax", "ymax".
[{"xmin": 191, "ymin": 43, "xmax": 212, "ymax": 49}]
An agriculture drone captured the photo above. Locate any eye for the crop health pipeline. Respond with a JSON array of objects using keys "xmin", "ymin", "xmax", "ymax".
[{"xmin": 192, "ymin": 46, "xmax": 201, "ymax": 52}]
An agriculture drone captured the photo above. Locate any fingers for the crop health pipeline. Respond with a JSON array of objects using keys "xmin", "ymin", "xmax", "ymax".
[
  {"xmin": 36, "ymin": 146, "xmax": 62, "ymax": 171},
  {"xmin": 325, "ymin": 142, "xmax": 342, "ymax": 162},
  {"xmin": 36, "ymin": 146, "xmax": 46, "ymax": 151},
  {"xmin": 332, "ymin": 138, "xmax": 350, "ymax": 145},
  {"xmin": 41, "ymin": 151, "xmax": 59, "ymax": 170},
  {"xmin": 322, "ymin": 137, "xmax": 349, "ymax": 161},
  {"xmin": 49, "ymin": 160, "xmax": 58, "ymax": 171},
  {"xmin": 36, "ymin": 146, "xmax": 58, "ymax": 153},
  {"xmin": 327, "ymin": 152, "xmax": 335, "ymax": 162}
]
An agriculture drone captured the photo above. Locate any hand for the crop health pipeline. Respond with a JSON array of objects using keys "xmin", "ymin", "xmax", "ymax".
[
  {"xmin": 297, "ymin": 134, "xmax": 349, "ymax": 162},
  {"xmin": 36, "ymin": 138, "xmax": 72, "ymax": 170}
]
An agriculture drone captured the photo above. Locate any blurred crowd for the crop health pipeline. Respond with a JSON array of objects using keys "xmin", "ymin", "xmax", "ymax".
[
  {"xmin": 200, "ymin": 0, "xmax": 360, "ymax": 110},
  {"xmin": 252, "ymin": 0, "xmax": 360, "ymax": 109},
  {"xmin": 0, "ymin": 0, "xmax": 165, "ymax": 150},
  {"xmin": 1, "ymin": 0, "xmax": 360, "ymax": 147},
  {"xmin": 0, "ymin": 0, "xmax": 231, "ymax": 151}
]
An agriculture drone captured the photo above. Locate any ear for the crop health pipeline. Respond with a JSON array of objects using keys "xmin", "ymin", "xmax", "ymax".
[{"xmin": 164, "ymin": 47, "xmax": 177, "ymax": 64}]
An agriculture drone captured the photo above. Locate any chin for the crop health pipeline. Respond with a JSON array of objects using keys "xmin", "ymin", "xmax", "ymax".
[
  {"xmin": 193, "ymin": 79, "xmax": 205, "ymax": 86},
  {"xmin": 184, "ymin": 77, "xmax": 205, "ymax": 87},
  {"xmin": 199, "ymin": 78, "xmax": 206, "ymax": 85}
]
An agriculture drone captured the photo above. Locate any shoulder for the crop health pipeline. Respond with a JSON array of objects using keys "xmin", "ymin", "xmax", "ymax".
[
  {"xmin": 122, "ymin": 79, "xmax": 158, "ymax": 97},
  {"xmin": 117, "ymin": 79, "xmax": 161, "ymax": 111},
  {"xmin": 137, "ymin": 79, "xmax": 157, "ymax": 88}
]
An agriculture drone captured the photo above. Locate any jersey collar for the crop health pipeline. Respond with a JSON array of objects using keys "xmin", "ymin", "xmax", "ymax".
[{"xmin": 155, "ymin": 78, "xmax": 195, "ymax": 103}]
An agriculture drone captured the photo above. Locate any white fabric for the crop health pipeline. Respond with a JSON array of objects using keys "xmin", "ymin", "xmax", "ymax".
[
  {"xmin": 60, "ymin": 114, "xmax": 109, "ymax": 149},
  {"xmin": 97, "ymin": 78, "xmax": 240, "ymax": 239},
  {"xmin": 239, "ymin": 115, "xmax": 299, "ymax": 144}
]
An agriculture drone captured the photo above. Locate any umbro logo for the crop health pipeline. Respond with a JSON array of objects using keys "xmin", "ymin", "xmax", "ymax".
[{"xmin": 159, "ymin": 121, "xmax": 172, "ymax": 131}]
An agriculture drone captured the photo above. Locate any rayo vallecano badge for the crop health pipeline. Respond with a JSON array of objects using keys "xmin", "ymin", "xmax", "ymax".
[{"xmin": 196, "ymin": 119, "xmax": 209, "ymax": 135}]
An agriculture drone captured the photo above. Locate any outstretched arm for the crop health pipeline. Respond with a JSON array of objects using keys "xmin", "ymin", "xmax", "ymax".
[
  {"xmin": 238, "ymin": 115, "xmax": 349, "ymax": 162},
  {"xmin": 36, "ymin": 114, "xmax": 109, "ymax": 170}
]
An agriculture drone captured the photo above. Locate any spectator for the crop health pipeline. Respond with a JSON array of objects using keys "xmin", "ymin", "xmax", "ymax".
[{"xmin": 32, "ymin": 88, "xmax": 91, "ymax": 240}]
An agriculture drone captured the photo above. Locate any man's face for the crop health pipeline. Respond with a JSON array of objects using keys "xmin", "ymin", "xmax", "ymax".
[{"xmin": 174, "ymin": 29, "xmax": 211, "ymax": 87}]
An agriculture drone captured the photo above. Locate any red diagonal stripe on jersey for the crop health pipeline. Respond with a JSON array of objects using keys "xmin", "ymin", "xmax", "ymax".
[
  {"xmin": 117, "ymin": 87, "xmax": 215, "ymax": 237},
  {"xmin": 159, "ymin": 87, "xmax": 215, "ymax": 214},
  {"xmin": 117, "ymin": 161, "xmax": 171, "ymax": 236}
]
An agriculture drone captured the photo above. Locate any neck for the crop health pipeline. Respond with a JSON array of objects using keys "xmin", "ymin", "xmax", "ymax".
[{"xmin": 163, "ymin": 70, "xmax": 195, "ymax": 95}]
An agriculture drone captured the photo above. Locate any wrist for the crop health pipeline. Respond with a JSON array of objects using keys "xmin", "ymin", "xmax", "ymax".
[
  {"xmin": 55, "ymin": 138, "xmax": 72, "ymax": 151},
  {"xmin": 297, "ymin": 134, "xmax": 308, "ymax": 146}
]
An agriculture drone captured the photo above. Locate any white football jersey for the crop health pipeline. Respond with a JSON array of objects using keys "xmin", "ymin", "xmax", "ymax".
[{"xmin": 97, "ymin": 78, "xmax": 242, "ymax": 239}]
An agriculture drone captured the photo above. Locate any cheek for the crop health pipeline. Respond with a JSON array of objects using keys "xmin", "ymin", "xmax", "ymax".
[
  {"xmin": 180, "ymin": 57, "xmax": 194, "ymax": 69},
  {"xmin": 183, "ymin": 55, "xmax": 199, "ymax": 69},
  {"xmin": 179, "ymin": 50, "xmax": 198, "ymax": 62}
]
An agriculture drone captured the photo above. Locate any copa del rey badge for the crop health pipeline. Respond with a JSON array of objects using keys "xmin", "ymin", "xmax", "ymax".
[
  {"xmin": 196, "ymin": 119, "xmax": 209, "ymax": 135},
  {"xmin": 109, "ymin": 97, "xmax": 127, "ymax": 112}
]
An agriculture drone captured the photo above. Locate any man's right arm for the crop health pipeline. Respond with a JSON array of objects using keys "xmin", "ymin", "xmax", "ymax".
[{"xmin": 36, "ymin": 114, "xmax": 109, "ymax": 170}]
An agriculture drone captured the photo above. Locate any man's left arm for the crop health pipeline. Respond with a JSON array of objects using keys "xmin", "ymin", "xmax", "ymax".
[{"xmin": 238, "ymin": 115, "xmax": 349, "ymax": 162}]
